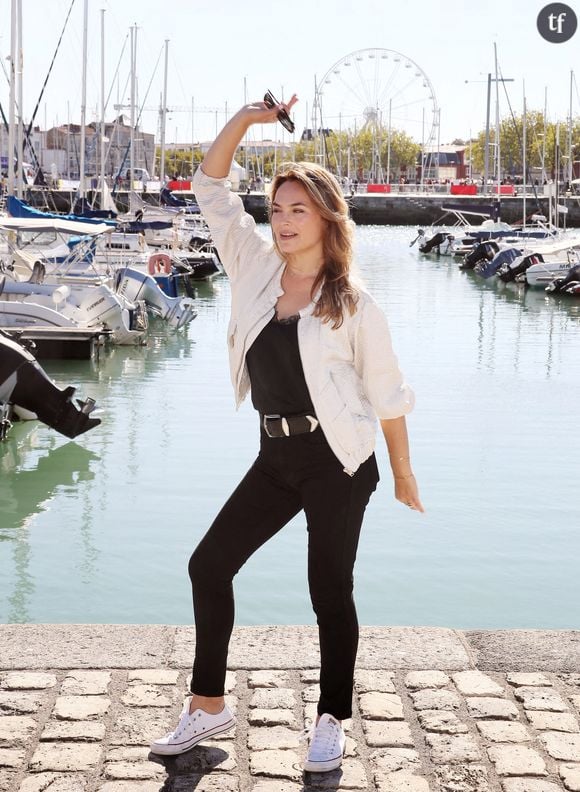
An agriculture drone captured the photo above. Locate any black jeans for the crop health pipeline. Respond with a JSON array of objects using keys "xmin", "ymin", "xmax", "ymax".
[{"xmin": 188, "ymin": 426, "xmax": 379, "ymax": 720}]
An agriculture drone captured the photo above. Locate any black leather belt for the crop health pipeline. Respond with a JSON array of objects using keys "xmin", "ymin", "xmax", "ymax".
[{"xmin": 262, "ymin": 413, "xmax": 319, "ymax": 438}]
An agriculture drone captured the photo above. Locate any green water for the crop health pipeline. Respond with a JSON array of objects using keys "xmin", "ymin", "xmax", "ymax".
[{"xmin": 1, "ymin": 225, "xmax": 579, "ymax": 628}]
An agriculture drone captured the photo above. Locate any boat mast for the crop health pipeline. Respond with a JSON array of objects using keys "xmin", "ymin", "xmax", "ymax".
[
  {"xmin": 420, "ymin": 107, "xmax": 425, "ymax": 191},
  {"xmin": 129, "ymin": 24, "xmax": 137, "ymax": 191},
  {"xmin": 8, "ymin": 0, "xmax": 16, "ymax": 197},
  {"xmin": 16, "ymin": 0, "xmax": 23, "ymax": 199},
  {"xmin": 159, "ymin": 38, "xmax": 168, "ymax": 184},
  {"xmin": 100, "ymin": 7, "xmax": 106, "ymax": 207},
  {"xmin": 79, "ymin": 0, "xmax": 88, "ymax": 201},
  {"xmin": 191, "ymin": 96, "xmax": 195, "ymax": 180},
  {"xmin": 243, "ymin": 77, "xmax": 248, "ymax": 179},
  {"xmin": 567, "ymin": 70, "xmax": 573, "ymax": 186},
  {"xmin": 494, "ymin": 43, "xmax": 500, "ymax": 195},
  {"xmin": 313, "ymin": 75, "xmax": 318, "ymax": 164},
  {"xmin": 555, "ymin": 123, "xmax": 560, "ymax": 229},
  {"xmin": 483, "ymin": 73, "xmax": 491, "ymax": 197},
  {"xmin": 541, "ymin": 87, "xmax": 547, "ymax": 186},
  {"xmin": 386, "ymin": 99, "xmax": 392, "ymax": 186},
  {"xmin": 522, "ymin": 84, "xmax": 526, "ymax": 228}
]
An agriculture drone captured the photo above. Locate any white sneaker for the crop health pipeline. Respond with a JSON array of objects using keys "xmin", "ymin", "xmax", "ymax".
[
  {"xmin": 302, "ymin": 713, "xmax": 346, "ymax": 773},
  {"xmin": 150, "ymin": 698, "xmax": 235, "ymax": 756}
]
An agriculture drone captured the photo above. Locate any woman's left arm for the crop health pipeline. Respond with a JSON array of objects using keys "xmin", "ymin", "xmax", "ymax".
[{"xmin": 380, "ymin": 416, "xmax": 424, "ymax": 513}]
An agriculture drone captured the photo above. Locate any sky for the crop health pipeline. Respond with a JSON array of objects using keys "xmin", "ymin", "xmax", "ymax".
[{"xmin": 0, "ymin": 0, "xmax": 578, "ymax": 148}]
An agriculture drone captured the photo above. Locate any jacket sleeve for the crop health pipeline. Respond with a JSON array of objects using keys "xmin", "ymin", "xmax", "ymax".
[
  {"xmin": 191, "ymin": 167, "xmax": 273, "ymax": 279},
  {"xmin": 353, "ymin": 298, "xmax": 415, "ymax": 419}
]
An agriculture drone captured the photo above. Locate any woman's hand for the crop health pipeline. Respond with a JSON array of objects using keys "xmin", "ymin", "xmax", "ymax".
[
  {"xmin": 394, "ymin": 474, "xmax": 425, "ymax": 513},
  {"xmin": 199, "ymin": 94, "xmax": 298, "ymax": 179},
  {"xmin": 239, "ymin": 94, "xmax": 299, "ymax": 127}
]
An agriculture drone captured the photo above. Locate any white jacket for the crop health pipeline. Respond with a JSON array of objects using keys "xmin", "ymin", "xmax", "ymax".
[{"xmin": 192, "ymin": 167, "xmax": 415, "ymax": 474}]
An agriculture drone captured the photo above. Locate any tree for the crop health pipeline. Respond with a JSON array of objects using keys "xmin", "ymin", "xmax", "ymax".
[
  {"xmin": 381, "ymin": 130, "xmax": 420, "ymax": 180},
  {"xmin": 467, "ymin": 112, "xmax": 580, "ymax": 181},
  {"xmin": 293, "ymin": 127, "xmax": 419, "ymax": 181},
  {"xmin": 155, "ymin": 147, "xmax": 203, "ymax": 179}
]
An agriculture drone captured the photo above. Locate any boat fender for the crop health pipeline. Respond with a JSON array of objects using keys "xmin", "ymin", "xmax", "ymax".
[
  {"xmin": 51, "ymin": 285, "xmax": 71, "ymax": 309},
  {"xmin": 148, "ymin": 253, "xmax": 172, "ymax": 276}
]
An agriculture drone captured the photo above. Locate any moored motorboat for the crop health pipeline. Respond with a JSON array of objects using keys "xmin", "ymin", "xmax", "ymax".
[
  {"xmin": 0, "ymin": 217, "xmax": 198, "ymax": 337},
  {"xmin": 0, "ymin": 272, "xmax": 148, "ymax": 346},
  {"xmin": 545, "ymin": 264, "xmax": 580, "ymax": 296},
  {"xmin": 459, "ymin": 241, "xmax": 500, "ymax": 271},
  {"xmin": 496, "ymin": 252, "xmax": 544, "ymax": 283},
  {"xmin": 474, "ymin": 246, "xmax": 523, "ymax": 279},
  {"xmin": 522, "ymin": 246, "xmax": 580, "ymax": 287}
]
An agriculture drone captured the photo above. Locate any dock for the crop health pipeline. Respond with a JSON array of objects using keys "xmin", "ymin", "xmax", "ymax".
[
  {"xmin": 1, "ymin": 624, "xmax": 580, "ymax": 791},
  {"xmin": 24, "ymin": 188, "xmax": 580, "ymax": 227},
  {"xmin": 0, "ymin": 327, "xmax": 111, "ymax": 360}
]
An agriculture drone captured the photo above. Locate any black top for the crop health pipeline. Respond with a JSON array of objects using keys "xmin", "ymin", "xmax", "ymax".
[{"xmin": 246, "ymin": 312, "xmax": 315, "ymax": 416}]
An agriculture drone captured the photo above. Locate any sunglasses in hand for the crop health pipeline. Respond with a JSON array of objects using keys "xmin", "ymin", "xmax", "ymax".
[{"xmin": 263, "ymin": 90, "xmax": 295, "ymax": 134}]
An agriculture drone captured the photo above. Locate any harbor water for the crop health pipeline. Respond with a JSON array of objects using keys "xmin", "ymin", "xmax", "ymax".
[{"xmin": 1, "ymin": 225, "xmax": 579, "ymax": 629}]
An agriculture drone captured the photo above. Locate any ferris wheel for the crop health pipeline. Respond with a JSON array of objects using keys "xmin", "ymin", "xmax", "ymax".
[{"xmin": 314, "ymin": 48, "xmax": 439, "ymax": 175}]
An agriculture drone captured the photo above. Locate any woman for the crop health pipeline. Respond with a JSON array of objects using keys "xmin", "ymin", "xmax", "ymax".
[{"xmin": 151, "ymin": 95, "xmax": 424, "ymax": 773}]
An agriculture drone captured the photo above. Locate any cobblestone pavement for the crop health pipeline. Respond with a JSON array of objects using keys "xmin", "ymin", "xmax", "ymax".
[{"xmin": 1, "ymin": 627, "xmax": 580, "ymax": 791}]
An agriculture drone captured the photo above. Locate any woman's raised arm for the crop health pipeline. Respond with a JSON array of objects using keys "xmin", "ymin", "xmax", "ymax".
[{"xmin": 201, "ymin": 96, "xmax": 298, "ymax": 179}]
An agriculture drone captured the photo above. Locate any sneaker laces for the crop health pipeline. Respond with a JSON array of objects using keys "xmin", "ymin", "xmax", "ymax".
[
  {"xmin": 300, "ymin": 717, "xmax": 340, "ymax": 754},
  {"xmin": 169, "ymin": 701, "xmax": 196, "ymax": 740}
]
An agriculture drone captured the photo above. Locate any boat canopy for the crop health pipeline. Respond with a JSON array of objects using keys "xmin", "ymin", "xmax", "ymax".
[
  {"xmin": 441, "ymin": 203, "xmax": 501, "ymax": 220},
  {"xmin": 7, "ymin": 196, "xmax": 117, "ymax": 226},
  {"xmin": 118, "ymin": 220, "xmax": 174, "ymax": 231},
  {"xmin": 0, "ymin": 217, "xmax": 112, "ymax": 236}
]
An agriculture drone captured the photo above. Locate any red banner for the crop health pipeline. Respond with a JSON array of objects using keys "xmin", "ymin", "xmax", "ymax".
[
  {"xmin": 450, "ymin": 184, "xmax": 478, "ymax": 195},
  {"xmin": 366, "ymin": 184, "xmax": 391, "ymax": 193}
]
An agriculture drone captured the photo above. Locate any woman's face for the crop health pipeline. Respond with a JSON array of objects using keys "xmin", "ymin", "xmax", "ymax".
[{"xmin": 270, "ymin": 180, "xmax": 326, "ymax": 261}]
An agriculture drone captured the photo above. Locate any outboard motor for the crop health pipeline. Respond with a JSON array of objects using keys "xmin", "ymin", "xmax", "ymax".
[
  {"xmin": 114, "ymin": 268, "xmax": 197, "ymax": 330},
  {"xmin": 497, "ymin": 253, "xmax": 544, "ymax": 283},
  {"xmin": 409, "ymin": 229, "xmax": 425, "ymax": 248},
  {"xmin": 474, "ymin": 247, "xmax": 522, "ymax": 279},
  {"xmin": 546, "ymin": 264, "xmax": 580, "ymax": 294},
  {"xmin": 76, "ymin": 285, "xmax": 148, "ymax": 342},
  {"xmin": 460, "ymin": 241, "xmax": 500, "ymax": 270},
  {"xmin": 0, "ymin": 332, "xmax": 100, "ymax": 439},
  {"xmin": 419, "ymin": 232, "xmax": 452, "ymax": 254}
]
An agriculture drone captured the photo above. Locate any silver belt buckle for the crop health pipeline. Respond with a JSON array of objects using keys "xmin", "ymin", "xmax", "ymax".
[{"xmin": 263, "ymin": 413, "xmax": 283, "ymax": 438}]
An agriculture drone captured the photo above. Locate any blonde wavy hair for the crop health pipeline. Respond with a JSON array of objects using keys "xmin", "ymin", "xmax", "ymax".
[{"xmin": 268, "ymin": 162, "xmax": 358, "ymax": 329}]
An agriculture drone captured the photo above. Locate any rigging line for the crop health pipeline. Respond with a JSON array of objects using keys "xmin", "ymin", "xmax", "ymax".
[
  {"xmin": 0, "ymin": 46, "xmax": 10, "ymax": 90},
  {"xmin": 16, "ymin": 0, "xmax": 76, "ymax": 180},
  {"xmin": 499, "ymin": 68, "xmax": 541, "ymax": 210},
  {"xmin": 104, "ymin": 33, "xmax": 129, "ymax": 114},
  {"xmin": 573, "ymin": 71, "xmax": 580, "ymax": 110},
  {"xmin": 25, "ymin": 0, "xmax": 76, "ymax": 144},
  {"xmin": 168, "ymin": 49, "xmax": 191, "ymax": 111},
  {"xmin": 103, "ymin": 71, "xmax": 131, "ymax": 166},
  {"xmin": 112, "ymin": 44, "xmax": 164, "ymax": 196},
  {"xmin": 135, "ymin": 46, "xmax": 164, "ymax": 132}
]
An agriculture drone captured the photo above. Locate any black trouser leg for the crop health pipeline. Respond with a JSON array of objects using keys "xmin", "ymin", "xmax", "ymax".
[
  {"xmin": 302, "ymin": 454, "xmax": 379, "ymax": 720},
  {"xmin": 188, "ymin": 459, "xmax": 301, "ymax": 696}
]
